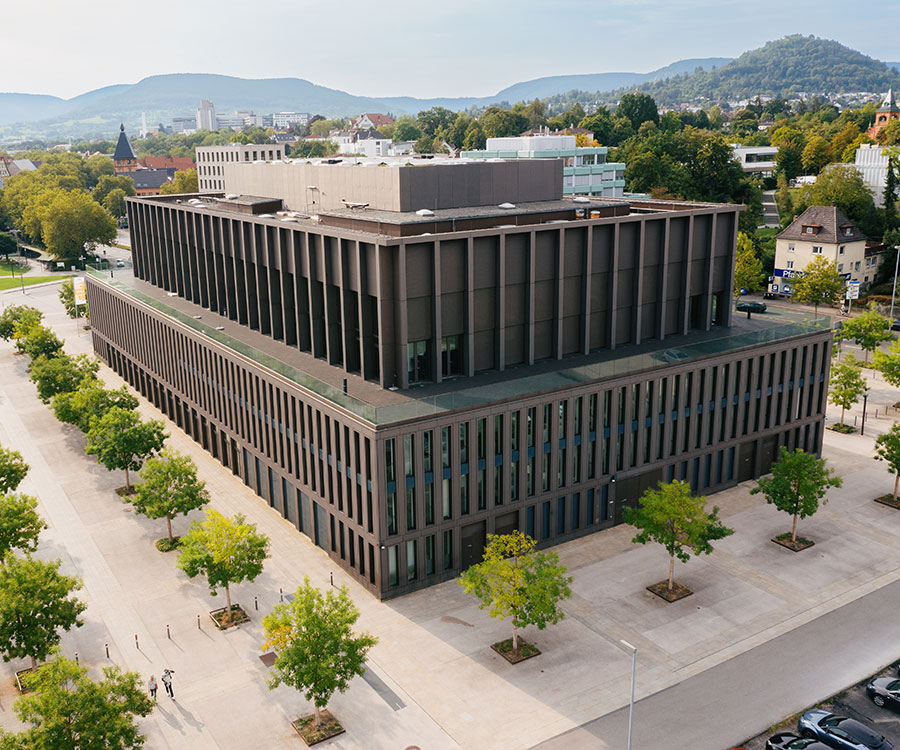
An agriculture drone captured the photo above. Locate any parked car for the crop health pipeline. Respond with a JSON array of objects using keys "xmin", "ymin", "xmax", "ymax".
[
  {"xmin": 890, "ymin": 319, "xmax": 900, "ymax": 332},
  {"xmin": 116, "ymin": 259, "xmax": 125, "ymax": 268},
  {"xmin": 798, "ymin": 710, "xmax": 893, "ymax": 749},
  {"xmin": 767, "ymin": 733, "xmax": 832, "ymax": 750},
  {"xmin": 736, "ymin": 300, "xmax": 767, "ymax": 313},
  {"xmin": 867, "ymin": 677, "xmax": 900, "ymax": 711}
]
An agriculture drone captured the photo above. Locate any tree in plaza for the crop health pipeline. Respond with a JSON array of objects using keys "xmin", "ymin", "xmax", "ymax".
[
  {"xmin": 9, "ymin": 654, "xmax": 153, "ymax": 750},
  {"xmin": 623, "ymin": 480, "xmax": 733, "ymax": 593},
  {"xmin": 841, "ymin": 307, "xmax": 892, "ymax": 364},
  {"xmin": 458, "ymin": 530, "xmax": 572, "ymax": 651},
  {"xmin": 28, "ymin": 352, "xmax": 98, "ymax": 403},
  {"xmin": 0, "ymin": 554, "xmax": 86, "ymax": 669},
  {"xmin": 52, "ymin": 381, "xmax": 138, "ymax": 433},
  {"xmin": 133, "ymin": 449, "xmax": 210, "ymax": 548},
  {"xmin": 790, "ymin": 255, "xmax": 846, "ymax": 314},
  {"xmin": 85, "ymin": 407, "xmax": 166, "ymax": 491},
  {"xmin": 0, "ymin": 445, "xmax": 29, "ymax": 493},
  {"xmin": 733, "ymin": 232, "xmax": 765, "ymax": 296},
  {"xmin": 58, "ymin": 278, "xmax": 88, "ymax": 319},
  {"xmin": 158, "ymin": 169, "xmax": 199, "ymax": 195},
  {"xmin": 874, "ymin": 338, "xmax": 900, "ymax": 387},
  {"xmin": 16, "ymin": 324, "xmax": 63, "ymax": 361},
  {"xmin": 875, "ymin": 423, "xmax": 900, "ymax": 503},
  {"xmin": 177, "ymin": 510, "xmax": 269, "ymax": 623},
  {"xmin": 750, "ymin": 447, "xmax": 842, "ymax": 544},
  {"xmin": 0, "ymin": 305, "xmax": 41, "ymax": 341},
  {"xmin": 828, "ymin": 355, "xmax": 868, "ymax": 427},
  {"xmin": 262, "ymin": 577, "xmax": 377, "ymax": 728},
  {"xmin": 0, "ymin": 494, "xmax": 45, "ymax": 558}
]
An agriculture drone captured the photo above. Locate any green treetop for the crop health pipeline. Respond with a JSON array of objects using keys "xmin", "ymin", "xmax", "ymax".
[
  {"xmin": 874, "ymin": 338, "xmax": 900, "ymax": 387},
  {"xmin": 0, "ymin": 305, "xmax": 41, "ymax": 341},
  {"xmin": 52, "ymin": 382, "xmax": 138, "ymax": 433},
  {"xmin": 750, "ymin": 447, "xmax": 842, "ymax": 543},
  {"xmin": 875, "ymin": 423, "xmax": 900, "ymax": 503},
  {"xmin": 733, "ymin": 232, "xmax": 765, "ymax": 296},
  {"xmin": 841, "ymin": 307, "xmax": 892, "ymax": 364},
  {"xmin": 0, "ymin": 554, "xmax": 86, "ymax": 669},
  {"xmin": 0, "ymin": 494, "xmax": 45, "ymax": 558},
  {"xmin": 28, "ymin": 353, "xmax": 98, "ymax": 403},
  {"xmin": 623, "ymin": 480, "xmax": 733, "ymax": 592},
  {"xmin": 459, "ymin": 530, "xmax": 572, "ymax": 651},
  {"xmin": 133, "ymin": 449, "xmax": 210, "ymax": 545},
  {"xmin": 178, "ymin": 510, "xmax": 269, "ymax": 623},
  {"xmin": 0, "ymin": 446, "xmax": 29, "ymax": 493},
  {"xmin": 85, "ymin": 407, "xmax": 166, "ymax": 491},
  {"xmin": 828, "ymin": 355, "xmax": 868, "ymax": 426},
  {"xmin": 262, "ymin": 577, "xmax": 377, "ymax": 728},
  {"xmin": 16, "ymin": 324, "xmax": 63, "ymax": 361},
  {"xmin": 790, "ymin": 255, "xmax": 846, "ymax": 314}
]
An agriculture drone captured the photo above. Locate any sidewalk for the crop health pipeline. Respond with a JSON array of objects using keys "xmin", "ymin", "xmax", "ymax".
[{"xmin": 1, "ymin": 284, "xmax": 900, "ymax": 749}]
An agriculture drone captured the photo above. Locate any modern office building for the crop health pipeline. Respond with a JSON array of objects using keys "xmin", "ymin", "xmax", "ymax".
[
  {"xmin": 273, "ymin": 112, "xmax": 310, "ymax": 129},
  {"xmin": 196, "ymin": 143, "xmax": 286, "ymax": 193},
  {"xmin": 732, "ymin": 145, "xmax": 778, "ymax": 177},
  {"xmin": 196, "ymin": 100, "xmax": 217, "ymax": 131},
  {"xmin": 85, "ymin": 158, "xmax": 833, "ymax": 599},
  {"xmin": 461, "ymin": 135, "xmax": 626, "ymax": 198}
]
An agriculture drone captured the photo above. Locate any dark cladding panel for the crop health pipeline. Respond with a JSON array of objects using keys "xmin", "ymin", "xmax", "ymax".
[{"xmin": 439, "ymin": 239, "xmax": 467, "ymax": 294}]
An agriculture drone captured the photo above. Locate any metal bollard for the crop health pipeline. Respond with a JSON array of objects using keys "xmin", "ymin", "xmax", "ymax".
[
  {"xmin": 166, "ymin": 624, "xmax": 171, "ymax": 640},
  {"xmin": 105, "ymin": 643, "xmax": 109, "ymax": 659},
  {"xmin": 74, "ymin": 652, "xmax": 78, "ymax": 664},
  {"xmin": 279, "ymin": 587, "xmax": 284, "ymax": 602},
  {"xmin": 197, "ymin": 614, "xmax": 201, "ymax": 630},
  {"xmin": 135, "ymin": 634, "xmax": 139, "ymax": 650},
  {"xmin": 254, "ymin": 596, "xmax": 258, "ymax": 611},
  {"xmin": 330, "ymin": 572, "xmax": 334, "ymax": 587}
]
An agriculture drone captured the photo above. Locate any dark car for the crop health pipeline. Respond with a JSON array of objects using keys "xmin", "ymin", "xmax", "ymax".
[
  {"xmin": 798, "ymin": 710, "xmax": 893, "ymax": 749},
  {"xmin": 867, "ymin": 677, "xmax": 900, "ymax": 710},
  {"xmin": 891, "ymin": 319, "xmax": 900, "ymax": 332},
  {"xmin": 767, "ymin": 733, "xmax": 832, "ymax": 750},
  {"xmin": 736, "ymin": 300, "xmax": 767, "ymax": 313}
]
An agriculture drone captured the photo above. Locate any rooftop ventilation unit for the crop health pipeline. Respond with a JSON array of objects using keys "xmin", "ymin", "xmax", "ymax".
[
  {"xmin": 415, "ymin": 209, "xmax": 435, "ymax": 216},
  {"xmin": 498, "ymin": 202, "xmax": 516, "ymax": 209},
  {"xmin": 573, "ymin": 196, "xmax": 590, "ymax": 203},
  {"xmin": 225, "ymin": 193, "xmax": 239, "ymax": 200},
  {"xmin": 258, "ymin": 213, "xmax": 274, "ymax": 218}
]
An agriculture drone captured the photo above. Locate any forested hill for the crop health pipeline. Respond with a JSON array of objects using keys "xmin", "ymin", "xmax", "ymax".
[{"xmin": 611, "ymin": 36, "xmax": 900, "ymax": 105}]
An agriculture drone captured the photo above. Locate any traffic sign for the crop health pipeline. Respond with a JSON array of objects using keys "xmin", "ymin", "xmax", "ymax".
[{"xmin": 846, "ymin": 280, "xmax": 860, "ymax": 300}]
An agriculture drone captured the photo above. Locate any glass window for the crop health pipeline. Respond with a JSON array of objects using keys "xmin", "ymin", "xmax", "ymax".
[
  {"xmin": 388, "ymin": 545, "xmax": 398, "ymax": 586},
  {"xmin": 441, "ymin": 335, "xmax": 462, "ymax": 377},
  {"xmin": 423, "ymin": 431, "xmax": 433, "ymax": 474},
  {"xmin": 406, "ymin": 487, "xmax": 416, "ymax": 530},
  {"xmin": 404, "ymin": 434, "xmax": 415, "ymax": 478},
  {"xmin": 425, "ymin": 535, "xmax": 435, "ymax": 575},
  {"xmin": 425, "ymin": 483, "xmax": 434, "ymax": 525},
  {"xmin": 386, "ymin": 492, "xmax": 398, "ymax": 535},
  {"xmin": 407, "ymin": 340, "xmax": 432, "ymax": 383},
  {"xmin": 443, "ymin": 530, "xmax": 453, "ymax": 570},
  {"xmin": 407, "ymin": 540, "xmax": 417, "ymax": 582},
  {"xmin": 385, "ymin": 439, "xmax": 396, "ymax": 483},
  {"xmin": 477, "ymin": 419, "xmax": 486, "ymax": 460},
  {"xmin": 556, "ymin": 497, "xmax": 566, "ymax": 535},
  {"xmin": 441, "ymin": 427, "xmax": 451, "ymax": 469}
]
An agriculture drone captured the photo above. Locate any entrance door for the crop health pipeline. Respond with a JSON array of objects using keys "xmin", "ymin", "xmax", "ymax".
[
  {"xmin": 494, "ymin": 511, "xmax": 518, "ymax": 537},
  {"xmin": 759, "ymin": 435, "xmax": 777, "ymax": 475},
  {"xmin": 461, "ymin": 521, "xmax": 486, "ymax": 570},
  {"xmin": 738, "ymin": 441, "xmax": 756, "ymax": 482}
]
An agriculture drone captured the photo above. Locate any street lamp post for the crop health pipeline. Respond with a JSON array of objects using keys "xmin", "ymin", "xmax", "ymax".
[
  {"xmin": 890, "ymin": 245, "xmax": 900, "ymax": 322},
  {"xmin": 621, "ymin": 639, "xmax": 637, "ymax": 750}
]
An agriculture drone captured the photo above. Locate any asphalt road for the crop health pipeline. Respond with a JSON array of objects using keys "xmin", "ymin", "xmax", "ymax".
[{"xmin": 533, "ymin": 580, "xmax": 900, "ymax": 750}]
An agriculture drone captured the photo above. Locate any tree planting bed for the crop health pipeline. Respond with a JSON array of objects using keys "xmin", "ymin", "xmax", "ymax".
[
  {"xmin": 875, "ymin": 493, "xmax": 900, "ymax": 510},
  {"xmin": 209, "ymin": 604, "xmax": 250, "ymax": 630},
  {"xmin": 291, "ymin": 711, "xmax": 345, "ymax": 746},
  {"xmin": 772, "ymin": 532, "xmax": 815, "ymax": 551},
  {"xmin": 828, "ymin": 424, "xmax": 856, "ymax": 434},
  {"xmin": 491, "ymin": 637, "xmax": 541, "ymax": 664},
  {"xmin": 647, "ymin": 580, "xmax": 693, "ymax": 602}
]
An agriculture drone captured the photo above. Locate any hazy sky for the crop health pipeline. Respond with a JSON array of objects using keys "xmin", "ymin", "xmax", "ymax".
[{"xmin": 4, "ymin": 0, "xmax": 899, "ymax": 100}]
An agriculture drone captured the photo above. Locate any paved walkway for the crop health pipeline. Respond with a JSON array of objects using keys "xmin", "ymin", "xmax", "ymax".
[{"xmin": 1, "ymin": 284, "xmax": 900, "ymax": 750}]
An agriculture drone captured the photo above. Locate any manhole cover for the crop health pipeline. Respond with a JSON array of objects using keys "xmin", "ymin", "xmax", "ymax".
[{"xmin": 259, "ymin": 652, "xmax": 276, "ymax": 667}]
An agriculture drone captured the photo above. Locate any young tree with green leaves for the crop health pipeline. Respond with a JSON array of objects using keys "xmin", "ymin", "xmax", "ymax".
[
  {"xmin": 829, "ymin": 356, "xmax": 868, "ymax": 426},
  {"xmin": 16, "ymin": 324, "xmax": 63, "ymax": 361},
  {"xmin": 28, "ymin": 353, "xmax": 98, "ymax": 403},
  {"xmin": 0, "ymin": 554, "xmax": 86, "ymax": 669},
  {"xmin": 52, "ymin": 381, "xmax": 138, "ymax": 433},
  {"xmin": 0, "ymin": 494, "xmax": 45, "ymax": 558},
  {"xmin": 458, "ymin": 530, "xmax": 572, "ymax": 651},
  {"xmin": 623, "ymin": 480, "xmax": 733, "ymax": 593},
  {"xmin": 262, "ymin": 576, "xmax": 377, "ymax": 729},
  {"xmin": 790, "ymin": 255, "xmax": 847, "ymax": 314},
  {"xmin": 85, "ymin": 407, "xmax": 166, "ymax": 491},
  {"xmin": 750, "ymin": 447, "xmax": 842, "ymax": 544},
  {"xmin": 178, "ymin": 510, "xmax": 269, "ymax": 623},
  {"xmin": 841, "ymin": 308, "xmax": 892, "ymax": 364},
  {"xmin": 0, "ymin": 446, "xmax": 29, "ymax": 493},
  {"xmin": 58, "ymin": 279, "xmax": 88, "ymax": 319},
  {"xmin": 733, "ymin": 232, "xmax": 765, "ymax": 296},
  {"xmin": 874, "ymin": 338, "xmax": 900, "ymax": 386},
  {"xmin": 0, "ymin": 304, "xmax": 41, "ymax": 341},
  {"xmin": 10, "ymin": 654, "xmax": 153, "ymax": 750},
  {"xmin": 133, "ymin": 449, "xmax": 210, "ymax": 548},
  {"xmin": 875, "ymin": 423, "xmax": 900, "ymax": 502}
]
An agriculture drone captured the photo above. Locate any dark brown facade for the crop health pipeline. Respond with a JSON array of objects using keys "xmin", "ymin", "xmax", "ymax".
[{"xmin": 86, "ymin": 184, "xmax": 833, "ymax": 598}]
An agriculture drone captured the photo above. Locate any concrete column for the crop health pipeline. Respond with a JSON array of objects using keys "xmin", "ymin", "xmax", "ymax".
[
  {"xmin": 357, "ymin": 240, "xmax": 367, "ymax": 380},
  {"xmin": 497, "ymin": 234, "xmax": 506, "ymax": 371},
  {"xmin": 527, "ymin": 231, "xmax": 536, "ymax": 366},
  {"xmin": 682, "ymin": 215, "xmax": 694, "ymax": 335},
  {"xmin": 555, "ymin": 228, "xmax": 564, "ymax": 360},
  {"xmin": 465, "ymin": 236, "xmax": 475, "ymax": 378},
  {"xmin": 433, "ymin": 240, "xmax": 443, "ymax": 383},
  {"xmin": 633, "ymin": 219, "xmax": 645, "ymax": 345},
  {"xmin": 397, "ymin": 242, "xmax": 409, "ymax": 388}
]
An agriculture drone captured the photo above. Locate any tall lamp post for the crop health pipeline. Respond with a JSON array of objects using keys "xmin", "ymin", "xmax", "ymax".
[
  {"xmin": 890, "ymin": 244, "xmax": 900, "ymax": 322},
  {"xmin": 621, "ymin": 639, "xmax": 637, "ymax": 750}
]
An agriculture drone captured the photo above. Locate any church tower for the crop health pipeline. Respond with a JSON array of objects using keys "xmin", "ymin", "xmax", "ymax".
[
  {"xmin": 113, "ymin": 124, "xmax": 137, "ymax": 173},
  {"xmin": 867, "ymin": 89, "xmax": 900, "ymax": 140}
]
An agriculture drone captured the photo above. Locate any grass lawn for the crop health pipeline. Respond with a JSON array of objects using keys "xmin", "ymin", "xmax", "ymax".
[
  {"xmin": 0, "ymin": 260, "xmax": 31, "ymax": 275},
  {"xmin": 0, "ymin": 275, "xmax": 70, "ymax": 291}
]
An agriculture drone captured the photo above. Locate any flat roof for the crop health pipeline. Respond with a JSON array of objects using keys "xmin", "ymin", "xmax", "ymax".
[{"xmin": 87, "ymin": 265, "xmax": 832, "ymax": 428}]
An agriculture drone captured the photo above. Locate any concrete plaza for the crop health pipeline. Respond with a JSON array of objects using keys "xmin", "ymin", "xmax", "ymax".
[{"xmin": 1, "ymin": 280, "xmax": 899, "ymax": 750}]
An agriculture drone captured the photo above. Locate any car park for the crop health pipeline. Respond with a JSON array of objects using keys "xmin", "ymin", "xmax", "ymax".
[
  {"xmin": 767, "ymin": 732, "xmax": 832, "ymax": 750},
  {"xmin": 797, "ymin": 710, "xmax": 893, "ymax": 749},
  {"xmin": 736, "ymin": 300, "xmax": 767, "ymax": 313},
  {"xmin": 867, "ymin": 677, "xmax": 900, "ymax": 711}
]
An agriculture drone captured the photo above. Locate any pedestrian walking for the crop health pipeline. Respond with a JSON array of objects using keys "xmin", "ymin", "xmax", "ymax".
[
  {"xmin": 148, "ymin": 675, "xmax": 157, "ymax": 701},
  {"xmin": 162, "ymin": 668, "xmax": 175, "ymax": 699}
]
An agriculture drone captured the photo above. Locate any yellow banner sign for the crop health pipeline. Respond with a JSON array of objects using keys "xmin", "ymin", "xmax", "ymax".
[{"xmin": 72, "ymin": 276, "xmax": 87, "ymax": 305}]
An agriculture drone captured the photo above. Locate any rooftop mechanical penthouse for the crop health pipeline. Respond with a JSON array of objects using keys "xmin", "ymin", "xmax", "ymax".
[{"xmin": 86, "ymin": 157, "xmax": 833, "ymax": 598}]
